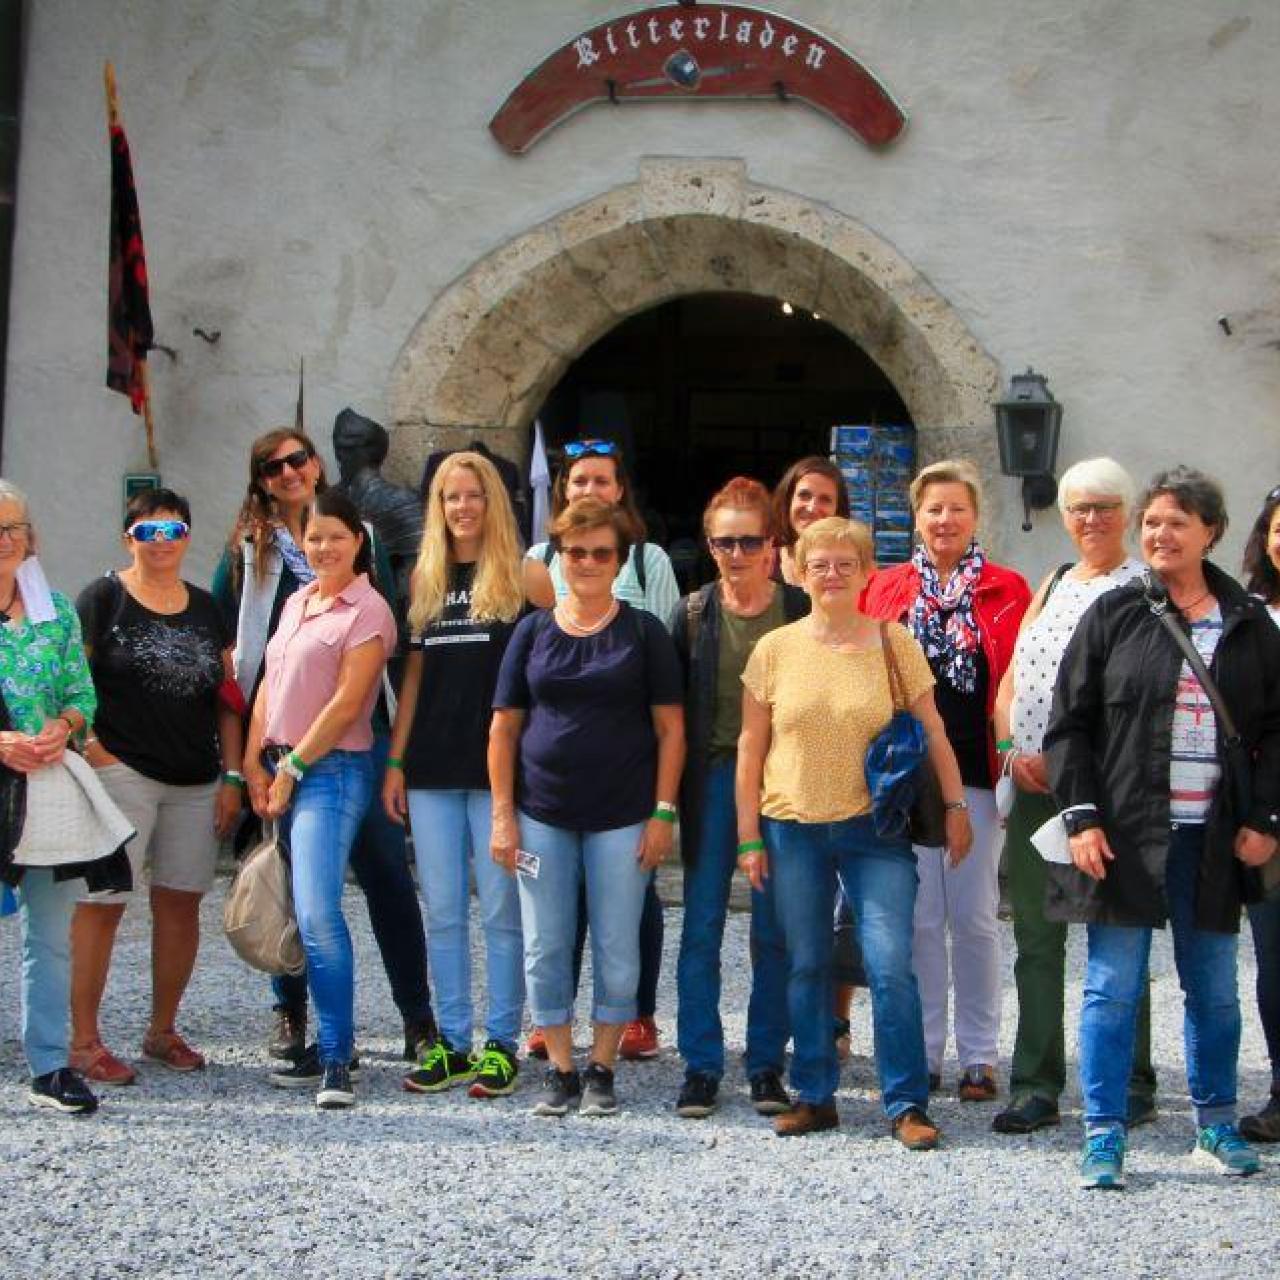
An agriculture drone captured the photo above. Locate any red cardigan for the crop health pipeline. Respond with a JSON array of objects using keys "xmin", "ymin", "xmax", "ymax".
[{"xmin": 861, "ymin": 559, "xmax": 1032, "ymax": 782}]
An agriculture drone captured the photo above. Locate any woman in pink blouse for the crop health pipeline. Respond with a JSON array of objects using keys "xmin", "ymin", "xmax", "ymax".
[{"xmin": 244, "ymin": 491, "xmax": 397, "ymax": 1110}]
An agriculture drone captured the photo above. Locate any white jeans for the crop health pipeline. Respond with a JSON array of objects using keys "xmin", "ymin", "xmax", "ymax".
[{"xmin": 912, "ymin": 785, "xmax": 1001, "ymax": 1074}]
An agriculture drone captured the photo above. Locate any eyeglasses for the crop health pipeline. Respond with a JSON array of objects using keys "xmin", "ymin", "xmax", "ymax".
[
  {"xmin": 560, "ymin": 545, "xmax": 618, "ymax": 564},
  {"xmin": 708, "ymin": 535, "xmax": 768, "ymax": 556},
  {"xmin": 0, "ymin": 522, "xmax": 32, "ymax": 542},
  {"xmin": 563, "ymin": 439, "xmax": 618, "ymax": 460},
  {"xmin": 258, "ymin": 447, "xmax": 313, "ymax": 479},
  {"xmin": 1065, "ymin": 501, "xmax": 1123, "ymax": 520},
  {"xmin": 805, "ymin": 558, "xmax": 861, "ymax": 578},
  {"xmin": 128, "ymin": 520, "xmax": 190, "ymax": 543}
]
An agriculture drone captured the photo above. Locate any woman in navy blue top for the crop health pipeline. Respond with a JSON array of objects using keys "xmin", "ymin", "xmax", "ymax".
[{"xmin": 490, "ymin": 498, "xmax": 684, "ymax": 1117}]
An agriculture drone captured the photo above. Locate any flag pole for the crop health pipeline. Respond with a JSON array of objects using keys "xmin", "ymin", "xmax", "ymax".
[{"xmin": 104, "ymin": 61, "xmax": 157, "ymax": 468}]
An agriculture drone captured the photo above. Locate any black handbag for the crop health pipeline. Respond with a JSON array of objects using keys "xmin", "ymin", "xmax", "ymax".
[
  {"xmin": 1149, "ymin": 591, "xmax": 1280, "ymax": 901},
  {"xmin": 0, "ymin": 687, "xmax": 28, "ymax": 881}
]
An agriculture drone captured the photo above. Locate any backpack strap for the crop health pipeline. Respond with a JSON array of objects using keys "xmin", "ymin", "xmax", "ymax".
[
  {"xmin": 542, "ymin": 543, "xmax": 555, "ymax": 568},
  {"xmin": 634, "ymin": 541, "xmax": 647, "ymax": 594}
]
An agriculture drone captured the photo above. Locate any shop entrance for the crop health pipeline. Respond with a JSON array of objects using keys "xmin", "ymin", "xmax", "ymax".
[{"xmin": 536, "ymin": 291, "xmax": 912, "ymax": 574}]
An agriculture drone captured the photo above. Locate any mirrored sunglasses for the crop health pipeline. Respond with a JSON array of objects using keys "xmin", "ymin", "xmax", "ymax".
[
  {"xmin": 563, "ymin": 439, "xmax": 618, "ymax": 460},
  {"xmin": 258, "ymin": 447, "xmax": 313, "ymax": 479},
  {"xmin": 128, "ymin": 520, "xmax": 190, "ymax": 543}
]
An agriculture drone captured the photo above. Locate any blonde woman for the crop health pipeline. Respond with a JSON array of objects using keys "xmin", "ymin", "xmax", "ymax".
[{"xmin": 384, "ymin": 452, "xmax": 550, "ymax": 1099}]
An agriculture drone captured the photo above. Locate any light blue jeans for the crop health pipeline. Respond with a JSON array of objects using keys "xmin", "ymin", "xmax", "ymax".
[
  {"xmin": 407, "ymin": 789, "xmax": 524, "ymax": 1052},
  {"xmin": 516, "ymin": 813, "xmax": 649, "ymax": 1026},
  {"xmin": 762, "ymin": 814, "xmax": 928, "ymax": 1116},
  {"xmin": 1080, "ymin": 823, "xmax": 1240, "ymax": 1130},
  {"xmin": 284, "ymin": 750, "xmax": 374, "ymax": 1066},
  {"xmin": 16, "ymin": 868, "xmax": 81, "ymax": 1077}
]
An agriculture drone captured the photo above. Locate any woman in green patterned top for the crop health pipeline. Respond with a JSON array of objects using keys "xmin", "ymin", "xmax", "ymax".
[{"xmin": 0, "ymin": 480, "xmax": 104, "ymax": 1115}]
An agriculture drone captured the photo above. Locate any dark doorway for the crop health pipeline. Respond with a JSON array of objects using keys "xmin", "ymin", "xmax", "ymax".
[{"xmin": 536, "ymin": 291, "xmax": 912, "ymax": 554}]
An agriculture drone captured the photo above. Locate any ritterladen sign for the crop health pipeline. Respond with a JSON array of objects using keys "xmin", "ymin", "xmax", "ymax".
[{"xmin": 490, "ymin": 3, "xmax": 907, "ymax": 153}]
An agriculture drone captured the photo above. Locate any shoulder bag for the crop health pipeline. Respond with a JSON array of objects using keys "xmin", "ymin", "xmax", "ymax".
[
  {"xmin": 1149, "ymin": 595, "xmax": 1280, "ymax": 901},
  {"xmin": 223, "ymin": 820, "xmax": 306, "ymax": 975}
]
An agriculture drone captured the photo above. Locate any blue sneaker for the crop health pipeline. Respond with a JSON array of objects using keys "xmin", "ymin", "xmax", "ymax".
[
  {"xmin": 1193, "ymin": 1123, "xmax": 1261, "ymax": 1177},
  {"xmin": 1078, "ymin": 1126, "xmax": 1126, "ymax": 1189}
]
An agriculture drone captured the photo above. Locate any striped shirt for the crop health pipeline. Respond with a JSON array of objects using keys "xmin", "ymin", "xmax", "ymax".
[{"xmin": 1168, "ymin": 607, "xmax": 1223, "ymax": 823}]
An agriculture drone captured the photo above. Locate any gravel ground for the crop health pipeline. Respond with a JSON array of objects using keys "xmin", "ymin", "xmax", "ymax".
[{"xmin": 2, "ymin": 882, "xmax": 1275, "ymax": 1279}]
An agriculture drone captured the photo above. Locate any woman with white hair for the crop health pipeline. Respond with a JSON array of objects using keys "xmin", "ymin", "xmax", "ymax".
[{"xmin": 990, "ymin": 457, "xmax": 1157, "ymax": 1134}]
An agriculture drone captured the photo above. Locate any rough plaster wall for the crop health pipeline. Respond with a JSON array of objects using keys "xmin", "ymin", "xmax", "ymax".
[{"xmin": 4, "ymin": 0, "xmax": 1278, "ymax": 591}]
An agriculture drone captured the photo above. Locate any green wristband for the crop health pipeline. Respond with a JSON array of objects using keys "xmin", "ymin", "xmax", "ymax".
[
  {"xmin": 284, "ymin": 750, "xmax": 309, "ymax": 780},
  {"xmin": 386, "ymin": 757, "xmax": 404, "ymax": 771},
  {"xmin": 995, "ymin": 738, "xmax": 1014, "ymax": 753},
  {"xmin": 221, "ymin": 770, "xmax": 247, "ymax": 789},
  {"xmin": 737, "ymin": 839, "xmax": 766, "ymax": 856},
  {"xmin": 651, "ymin": 807, "xmax": 676, "ymax": 824}
]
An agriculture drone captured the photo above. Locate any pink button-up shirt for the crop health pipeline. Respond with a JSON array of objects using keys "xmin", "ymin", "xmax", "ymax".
[{"xmin": 262, "ymin": 573, "xmax": 396, "ymax": 753}]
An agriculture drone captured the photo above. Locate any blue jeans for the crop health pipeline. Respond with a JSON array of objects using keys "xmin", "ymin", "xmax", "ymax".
[
  {"xmin": 677, "ymin": 759, "xmax": 788, "ymax": 1079},
  {"xmin": 762, "ymin": 814, "xmax": 928, "ymax": 1116},
  {"xmin": 283, "ymin": 750, "xmax": 374, "ymax": 1065},
  {"xmin": 16, "ymin": 869, "xmax": 81, "ymax": 1077},
  {"xmin": 1080, "ymin": 823, "xmax": 1241, "ymax": 1129},
  {"xmin": 407, "ymin": 789, "xmax": 524, "ymax": 1051},
  {"xmin": 1247, "ymin": 895, "xmax": 1280, "ymax": 1090},
  {"xmin": 272, "ymin": 733, "xmax": 433, "ymax": 1026},
  {"xmin": 516, "ymin": 813, "xmax": 649, "ymax": 1026},
  {"xmin": 571, "ymin": 876, "xmax": 663, "ymax": 1018}
]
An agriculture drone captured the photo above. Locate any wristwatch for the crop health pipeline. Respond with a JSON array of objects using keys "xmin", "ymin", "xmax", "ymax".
[
  {"xmin": 943, "ymin": 799, "xmax": 968, "ymax": 812},
  {"xmin": 1062, "ymin": 809, "xmax": 1101, "ymax": 838}
]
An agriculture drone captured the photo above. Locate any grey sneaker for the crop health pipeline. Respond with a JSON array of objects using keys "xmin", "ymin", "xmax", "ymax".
[
  {"xmin": 532, "ymin": 1066, "xmax": 581, "ymax": 1117},
  {"xmin": 1193, "ymin": 1123, "xmax": 1261, "ymax": 1177},
  {"xmin": 580, "ymin": 1061, "xmax": 618, "ymax": 1116}
]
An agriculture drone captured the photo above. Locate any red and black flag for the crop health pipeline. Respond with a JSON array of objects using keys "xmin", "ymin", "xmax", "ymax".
[{"xmin": 105, "ymin": 65, "xmax": 152, "ymax": 414}]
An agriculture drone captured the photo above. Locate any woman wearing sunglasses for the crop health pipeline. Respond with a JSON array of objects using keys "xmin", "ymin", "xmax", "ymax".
[
  {"xmin": 66, "ymin": 489, "xmax": 241, "ymax": 1084},
  {"xmin": 671, "ymin": 477, "xmax": 807, "ymax": 1119},
  {"xmin": 493, "ymin": 498, "xmax": 685, "ymax": 1116},
  {"xmin": 244, "ymin": 490, "xmax": 398, "ymax": 1109},
  {"xmin": 526, "ymin": 438, "xmax": 680, "ymax": 1061},
  {"xmin": 213, "ymin": 427, "xmax": 436, "ymax": 1076},
  {"xmin": 384, "ymin": 452, "xmax": 549, "ymax": 1100},
  {"xmin": 737, "ymin": 516, "xmax": 969, "ymax": 1141}
]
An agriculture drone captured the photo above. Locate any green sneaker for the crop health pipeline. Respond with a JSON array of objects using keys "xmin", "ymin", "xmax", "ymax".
[
  {"xmin": 402, "ymin": 1040, "xmax": 475, "ymax": 1094},
  {"xmin": 468, "ymin": 1040, "xmax": 519, "ymax": 1098},
  {"xmin": 1193, "ymin": 1123, "xmax": 1261, "ymax": 1177},
  {"xmin": 1078, "ymin": 1126, "xmax": 1126, "ymax": 1190}
]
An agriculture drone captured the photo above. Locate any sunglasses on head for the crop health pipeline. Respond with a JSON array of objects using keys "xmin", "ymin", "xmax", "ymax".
[
  {"xmin": 708, "ymin": 535, "xmax": 768, "ymax": 556},
  {"xmin": 128, "ymin": 519, "xmax": 190, "ymax": 543},
  {"xmin": 258, "ymin": 447, "xmax": 313, "ymax": 480},
  {"xmin": 563, "ymin": 439, "xmax": 618, "ymax": 460},
  {"xmin": 560, "ymin": 545, "xmax": 617, "ymax": 564}
]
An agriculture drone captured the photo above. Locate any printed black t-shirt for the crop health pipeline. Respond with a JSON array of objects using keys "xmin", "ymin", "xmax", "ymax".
[
  {"xmin": 402, "ymin": 561, "xmax": 524, "ymax": 790},
  {"xmin": 77, "ymin": 574, "xmax": 230, "ymax": 785}
]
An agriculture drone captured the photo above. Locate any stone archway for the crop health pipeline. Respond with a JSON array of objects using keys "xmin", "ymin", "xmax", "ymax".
[{"xmin": 388, "ymin": 157, "xmax": 1005, "ymax": 537}]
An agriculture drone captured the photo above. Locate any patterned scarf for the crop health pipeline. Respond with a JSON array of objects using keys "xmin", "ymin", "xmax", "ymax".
[
  {"xmin": 274, "ymin": 526, "xmax": 315, "ymax": 585},
  {"xmin": 909, "ymin": 539, "xmax": 985, "ymax": 694}
]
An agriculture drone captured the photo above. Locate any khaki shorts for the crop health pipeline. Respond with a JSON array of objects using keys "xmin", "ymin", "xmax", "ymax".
[{"xmin": 80, "ymin": 762, "xmax": 220, "ymax": 902}]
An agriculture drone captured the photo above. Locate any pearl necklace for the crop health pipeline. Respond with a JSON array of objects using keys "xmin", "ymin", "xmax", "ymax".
[{"xmin": 557, "ymin": 598, "xmax": 619, "ymax": 636}]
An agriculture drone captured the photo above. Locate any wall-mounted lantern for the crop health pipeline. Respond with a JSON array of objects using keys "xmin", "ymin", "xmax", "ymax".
[{"xmin": 995, "ymin": 368, "xmax": 1062, "ymax": 531}]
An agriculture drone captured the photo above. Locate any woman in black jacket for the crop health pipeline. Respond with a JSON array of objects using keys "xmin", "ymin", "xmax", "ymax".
[
  {"xmin": 1045, "ymin": 466, "xmax": 1280, "ymax": 1190},
  {"xmin": 670, "ymin": 478, "xmax": 808, "ymax": 1119}
]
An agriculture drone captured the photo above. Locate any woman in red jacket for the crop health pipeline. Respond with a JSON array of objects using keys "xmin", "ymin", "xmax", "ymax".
[{"xmin": 863, "ymin": 459, "xmax": 1030, "ymax": 1101}]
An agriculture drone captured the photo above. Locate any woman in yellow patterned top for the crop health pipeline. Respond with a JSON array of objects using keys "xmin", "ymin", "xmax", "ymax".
[{"xmin": 736, "ymin": 516, "xmax": 971, "ymax": 1146}]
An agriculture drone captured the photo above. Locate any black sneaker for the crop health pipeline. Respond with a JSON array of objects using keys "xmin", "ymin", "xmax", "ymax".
[
  {"xmin": 268, "ymin": 1005, "xmax": 307, "ymax": 1061},
  {"xmin": 580, "ymin": 1061, "xmax": 618, "ymax": 1116},
  {"xmin": 676, "ymin": 1071, "xmax": 719, "ymax": 1118},
  {"xmin": 316, "ymin": 1061, "xmax": 354, "ymax": 1110},
  {"xmin": 749, "ymin": 1070, "xmax": 790, "ymax": 1116},
  {"xmin": 28, "ymin": 1068, "xmax": 99, "ymax": 1116},
  {"xmin": 468, "ymin": 1040, "xmax": 519, "ymax": 1098},
  {"xmin": 992, "ymin": 1095, "xmax": 1061, "ymax": 1134},
  {"xmin": 402, "ymin": 1040, "xmax": 475, "ymax": 1094},
  {"xmin": 403, "ymin": 1015, "xmax": 438, "ymax": 1064},
  {"xmin": 533, "ymin": 1065, "xmax": 581, "ymax": 1116},
  {"xmin": 269, "ymin": 1044, "xmax": 361, "ymax": 1089}
]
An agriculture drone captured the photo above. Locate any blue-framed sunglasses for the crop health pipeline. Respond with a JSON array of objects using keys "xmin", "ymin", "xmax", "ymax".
[
  {"xmin": 563, "ymin": 439, "xmax": 618, "ymax": 460},
  {"xmin": 128, "ymin": 519, "xmax": 190, "ymax": 543}
]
